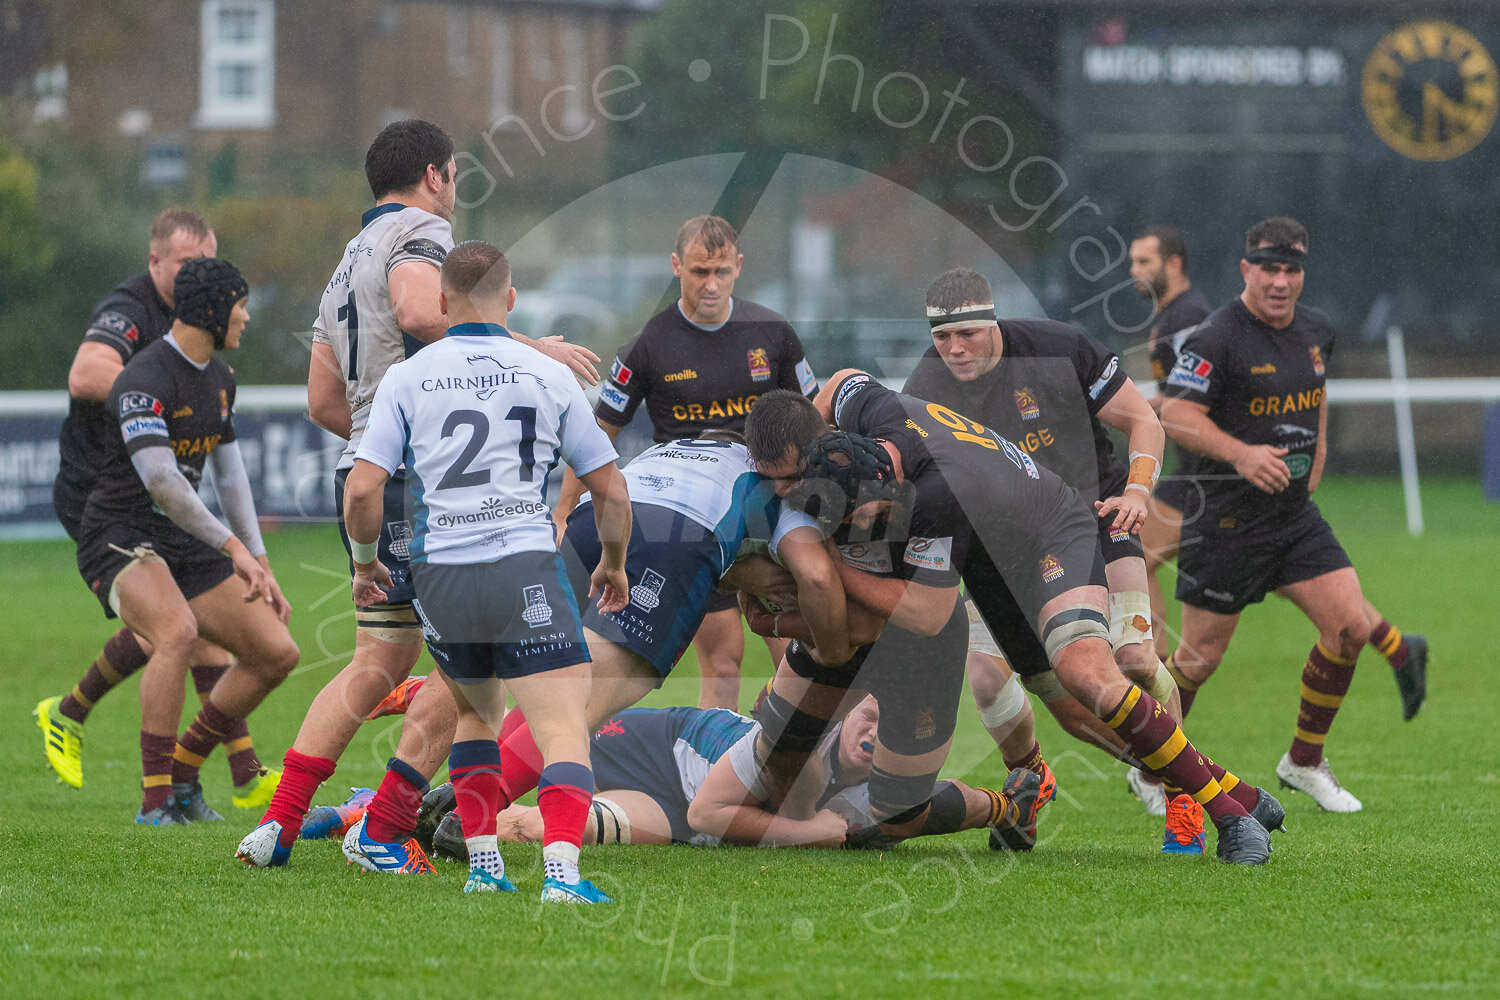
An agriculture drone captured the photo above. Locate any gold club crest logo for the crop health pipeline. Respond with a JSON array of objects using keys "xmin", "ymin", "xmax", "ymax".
[{"xmin": 1362, "ymin": 21, "xmax": 1498, "ymax": 162}]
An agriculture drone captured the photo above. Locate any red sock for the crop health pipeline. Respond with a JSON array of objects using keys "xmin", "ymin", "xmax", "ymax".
[
  {"xmin": 262, "ymin": 748, "xmax": 337, "ymax": 848},
  {"xmin": 498, "ymin": 718, "xmax": 544, "ymax": 807},
  {"xmin": 537, "ymin": 761, "xmax": 594, "ymax": 849},
  {"xmin": 449, "ymin": 740, "xmax": 503, "ymax": 840},
  {"xmin": 363, "ymin": 759, "xmax": 428, "ymax": 843},
  {"xmin": 498, "ymin": 707, "xmax": 528, "ymax": 743},
  {"xmin": 1289, "ymin": 642, "xmax": 1357, "ymax": 767},
  {"xmin": 141, "ymin": 732, "xmax": 177, "ymax": 813}
]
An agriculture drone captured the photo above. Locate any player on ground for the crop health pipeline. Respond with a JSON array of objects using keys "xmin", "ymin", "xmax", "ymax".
[
  {"xmin": 1160, "ymin": 216, "xmax": 1389, "ymax": 812},
  {"xmin": 236, "ymin": 121, "xmax": 600, "ymax": 870},
  {"xmin": 748, "ymin": 380, "xmax": 1280, "ymax": 863},
  {"xmin": 38, "ymin": 209, "xmax": 275, "ymax": 807},
  {"xmin": 568, "ymin": 215, "xmax": 819, "ymax": 710},
  {"xmin": 337, "ymin": 428, "xmax": 855, "ymax": 866},
  {"xmin": 1136, "ymin": 225, "xmax": 1428, "ymax": 726},
  {"xmin": 345, "ymin": 240, "xmax": 631, "ymax": 902},
  {"xmin": 903, "ymin": 267, "xmax": 1184, "ymax": 836},
  {"xmin": 75, "ymin": 258, "xmax": 299, "ymax": 824}
]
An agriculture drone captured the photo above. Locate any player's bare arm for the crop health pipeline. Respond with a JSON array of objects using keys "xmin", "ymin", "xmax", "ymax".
[
  {"xmin": 388, "ymin": 259, "xmax": 448, "ymax": 344},
  {"xmin": 1161, "ymin": 396, "xmax": 1290, "ymax": 494},
  {"xmin": 307, "ymin": 341, "xmax": 353, "ymax": 439},
  {"xmin": 1308, "ymin": 395, "xmax": 1330, "ymax": 493},
  {"xmin": 1095, "ymin": 378, "xmax": 1166, "ymax": 532},
  {"xmin": 342, "ymin": 457, "xmax": 396, "ymax": 606},
  {"xmin": 686, "ymin": 752, "xmax": 848, "ymax": 848},
  {"xmin": 774, "ymin": 525, "xmax": 854, "ymax": 666},
  {"xmin": 508, "ymin": 330, "xmax": 601, "ymax": 386},
  {"xmin": 577, "ymin": 461, "xmax": 632, "ymax": 614},
  {"xmin": 67, "ymin": 342, "xmax": 127, "ymax": 401}
]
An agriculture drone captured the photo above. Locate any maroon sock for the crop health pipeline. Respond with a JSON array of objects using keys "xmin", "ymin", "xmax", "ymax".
[
  {"xmin": 188, "ymin": 664, "xmax": 261, "ymax": 786},
  {"xmin": 1003, "ymin": 739, "xmax": 1044, "ymax": 775},
  {"xmin": 363, "ymin": 759, "xmax": 428, "ymax": 843},
  {"xmin": 141, "ymin": 732, "xmax": 178, "ymax": 813},
  {"xmin": 1179, "ymin": 687, "xmax": 1198, "ymax": 718},
  {"xmin": 263, "ymin": 748, "xmax": 338, "ymax": 848},
  {"xmin": 61, "ymin": 629, "xmax": 148, "ymax": 724},
  {"xmin": 1289, "ymin": 642, "xmax": 1357, "ymax": 767},
  {"xmin": 1369, "ymin": 619, "xmax": 1410, "ymax": 671},
  {"xmin": 1204, "ymin": 757, "xmax": 1259, "ymax": 811},
  {"xmin": 1104, "ymin": 686, "xmax": 1245, "ymax": 823},
  {"xmin": 497, "ymin": 718, "xmax": 544, "ymax": 807},
  {"xmin": 172, "ymin": 699, "xmax": 238, "ymax": 784}
]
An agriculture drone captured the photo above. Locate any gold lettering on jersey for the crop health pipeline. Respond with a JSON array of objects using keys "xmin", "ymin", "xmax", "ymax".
[
  {"xmin": 904, "ymin": 419, "xmax": 929, "ymax": 438},
  {"xmin": 1013, "ymin": 428, "xmax": 1056, "ymax": 453},
  {"xmin": 1249, "ymin": 387, "xmax": 1323, "ymax": 416},
  {"xmin": 1250, "ymin": 363, "xmax": 1277, "ymax": 375},
  {"xmin": 171, "ymin": 406, "xmax": 194, "ymax": 418},
  {"xmin": 663, "ymin": 369, "xmax": 699, "ymax": 382},
  {"xmin": 673, "ymin": 395, "xmax": 757, "ymax": 422},
  {"xmin": 172, "ymin": 434, "xmax": 223, "ymax": 458}
]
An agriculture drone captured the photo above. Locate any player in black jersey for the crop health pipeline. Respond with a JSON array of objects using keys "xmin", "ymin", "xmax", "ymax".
[
  {"xmin": 576, "ymin": 216, "xmax": 819, "ymax": 711},
  {"xmin": 904, "ymin": 268, "xmax": 1178, "ymax": 829},
  {"xmin": 1160, "ymin": 216, "xmax": 1423, "ymax": 813},
  {"xmin": 75, "ymin": 258, "xmax": 300, "ymax": 824},
  {"xmin": 1139, "ymin": 225, "xmax": 1426, "ymax": 737},
  {"xmin": 36, "ymin": 210, "xmax": 275, "ymax": 808},
  {"xmin": 747, "ymin": 381, "xmax": 1279, "ymax": 864},
  {"xmin": 1130, "ymin": 224, "xmax": 1214, "ymax": 676}
]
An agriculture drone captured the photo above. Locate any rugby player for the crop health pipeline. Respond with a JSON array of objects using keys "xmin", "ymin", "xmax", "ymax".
[
  {"xmin": 75, "ymin": 258, "xmax": 300, "ymax": 824},
  {"xmin": 38, "ymin": 209, "xmax": 276, "ymax": 807},
  {"xmin": 1137, "ymin": 226, "xmax": 1427, "ymax": 728},
  {"xmin": 747, "ymin": 382, "xmax": 1281, "ymax": 863},
  {"xmin": 237, "ymin": 121, "xmax": 598, "ymax": 870},
  {"xmin": 1160, "ymin": 216, "xmax": 1416, "ymax": 812},
  {"xmin": 344, "ymin": 240, "xmax": 631, "ymax": 902},
  {"xmin": 903, "ymin": 267, "xmax": 1182, "ymax": 834},
  {"xmin": 563, "ymin": 215, "xmax": 819, "ymax": 711}
]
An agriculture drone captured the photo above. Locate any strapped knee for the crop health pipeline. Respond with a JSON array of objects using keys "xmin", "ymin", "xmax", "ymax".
[
  {"xmin": 589, "ymin": 796, "xmax": 632, "ymax": 845},
  {"xmin": 977, "ymin": 672, "xmax": 1029, "ymax": 730},
  {"xmin": 1041, "ymin": 605, "xmax": 1110, "ymax": 660},
  {"xmin": 357, "ymin": 602, "xmax": 424, "ymax": 645},
  {"xmin": 754, "ymin": 689, "xmax": 831, "ymax": 755},
  {"xmin": 868, "ymin": 764, "xmax": 939, "ymax": 824},
  {"xmin": 1107, "ymin": 591, "xmax": 1154, "ymax": 653}
]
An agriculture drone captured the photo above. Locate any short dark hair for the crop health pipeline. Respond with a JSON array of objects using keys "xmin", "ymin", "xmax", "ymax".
[
  {"xmin": 365, "ymin": 120, "xmax": 454, "ymax": 200},
  {"xmin": 1245, "ymin": 216, "xmax": 1308, "ymax": 254},
  {"xmin": 675, "ymin": 215, "xmax": 739, "ymax": 258},
  {"xmin": 925, "ymin": 267, "xmax": 993, "ymax": 313},
  {"xmin": 442, "ymin": 240, "xmax": 510, "ymax": 301},
  {"xmin": 150, "ymin": 208, "xmax": 212, "ymax": 247},
  {"xmin": 745, "ymin": 390, "xmax": 828, "ymax": 466},
  {"xmin": 1140, "ymin": 224, "xmax": 1189, "ymax": 273}
]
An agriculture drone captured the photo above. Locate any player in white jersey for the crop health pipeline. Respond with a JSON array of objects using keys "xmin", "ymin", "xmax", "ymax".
[
  {"xmin": 343, "ymin": 240, "xmax": 630, "ymax": 903},
  {"xmin": 238, "ymin": 123, "xmax": 601, "ymax": 872}
]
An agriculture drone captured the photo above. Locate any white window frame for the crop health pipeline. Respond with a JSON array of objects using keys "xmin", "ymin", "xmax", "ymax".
[{"xmin": 195, "ymin": 0, "xmax": 275, "ymax": 130}]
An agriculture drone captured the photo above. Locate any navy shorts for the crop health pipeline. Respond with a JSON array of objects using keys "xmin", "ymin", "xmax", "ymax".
[
  {"xmin": 562, "ymin": 502, "xmax": 723, "ymax": 678},
  {"xmin": 334, "ymin": 466, "xmax": 415, "ymax": 606},
  {"xmin": 75, "ymin": 511, "xmax": 234, "ymax": 619},
  {"xmin": 1176, "ymin": 500, "xmax": 1353, "ymax": 615},
  {"xmin": 410, "ymin": 551, "xmax": 588, "ymax": 681}
]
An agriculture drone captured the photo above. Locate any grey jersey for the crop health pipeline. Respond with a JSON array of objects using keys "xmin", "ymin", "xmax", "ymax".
[{"xmin": 312, "ymin": 204, "xmax": 453, "ymax": 469}]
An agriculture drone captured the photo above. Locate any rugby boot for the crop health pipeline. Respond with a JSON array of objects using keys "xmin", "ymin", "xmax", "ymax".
[
  {"xmin": 1214, "ymin": 813, "xmax": 1271, "ymax": 865},
  {"xmin": 236, "ymin": 820, "xmax": 292, "ymax": 867},
  {"xmin": 541, "ymin": 877, "xmax": 613, "ymax": 904},
  {"xmin": 1161, "ymin": 794, "xmax": 1206, "ymax": 855},
  {"xmin": 35, "ymin": 696, "xmax": 83, "ymax": 789},
  {"xmin": 342, "ymin": 814, "xmax": 436, "ymax": 873},
  {"xmin": 1276, "ymin": 752, "xmax": 1362, "ymax": 812},
  {"xmin": 1126, "ymin": 766, "xmax": 1167, "ymax": 816},
  {"xmin": 231, "ymin": 767, "xmax": 282, "ymax": 810},
  {"xmin": 988, "ymin": 766, "xmax": 1045, "ymax": 852},
  {"xmin": 367, "ymin": 676, "xmax": 426, "ymax": 720},
  {"xmin": 300, "ymin": 787, "xmax": 375, "ymax": 840},
  {"xmin": 174, "ymin": 781, "xmax": 226, "ymax": 822},
  {"xmin": 1394, "ymin": 634, "xmax": 1428, "ymax": 721}
]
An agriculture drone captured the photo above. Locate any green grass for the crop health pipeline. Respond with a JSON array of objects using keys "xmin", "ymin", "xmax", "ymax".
[{"xmin": 3, "ymin": 477, "xmax": 1498, "ymax": 998}]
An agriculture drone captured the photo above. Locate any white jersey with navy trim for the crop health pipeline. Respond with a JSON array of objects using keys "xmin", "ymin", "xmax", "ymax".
[
  {"xmin": 583, "ymin": 438, "xmax": 814, "ymax": 573},
  {"xmin": 312, "ymin": 204, "xmax": 454, "ymax": 470},
  {"xmin": 355, "ymin": 323, "xmax": 618, "ymax": 566}
]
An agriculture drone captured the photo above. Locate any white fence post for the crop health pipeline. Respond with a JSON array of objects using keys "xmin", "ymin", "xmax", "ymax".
[{"xmin": 1386, "ymin": 326, "xmax": 1424, "ymax": 537}]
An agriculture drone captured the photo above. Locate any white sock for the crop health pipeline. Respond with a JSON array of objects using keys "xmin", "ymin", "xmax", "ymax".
[
  {"xmin": 542, "ymin": 841, "xmax": 581, "ymax": 884},
  {"xmin": 466, "ymin": 834, "xmax": 503, "ymax": 877}
]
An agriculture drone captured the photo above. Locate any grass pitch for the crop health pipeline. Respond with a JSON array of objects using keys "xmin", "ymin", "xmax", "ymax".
[{"xmin": 2, "ymin": 477, "xmax": 1497, "ymax": 999}]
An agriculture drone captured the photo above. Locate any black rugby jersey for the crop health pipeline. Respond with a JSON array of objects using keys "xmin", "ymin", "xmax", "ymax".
[
  {"xmin": 831, "ymin": 376, "xmax": 1080, "ymax": 591},
  {"xmin": 88, "ymin": 338, "xmax": 237, "ymax": 522},
  {"xmin": 57, "ymin": 274, "xmax": 175, "ymax": 495},
  {"xmin": 1163, "ymin": 298, "xmax": 1335, "ymax": 529},
  {"xmin": 595, "ymin": 299, "xmax": 815, "ymax": 442},
  {"xmin": 1148, "ymin": 287, "xmax": 1213, "ymax": 388},
  {"xmin": 902, "ymin": 319, "xmax": 1128, "ymax": 502}
]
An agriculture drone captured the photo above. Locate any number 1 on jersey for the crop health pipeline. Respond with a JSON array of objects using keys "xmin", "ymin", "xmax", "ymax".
[
  {"xmin": 336, "ymin": 292, "xmax": 359, "ymax": 380},
  {"xmin": 508, "ymin": 406, "xmax": 537, "ymax": 481}
]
